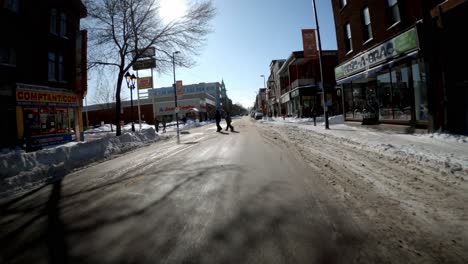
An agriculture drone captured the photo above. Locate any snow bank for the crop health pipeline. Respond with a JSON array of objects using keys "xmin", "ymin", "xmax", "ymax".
[
  {"xmin": 261, "ymin": 115, "xmax": 468, "ymax": 176},
  {"xmin": 0, "ymin": 128, "xmax": 159, "ymax": 197}
]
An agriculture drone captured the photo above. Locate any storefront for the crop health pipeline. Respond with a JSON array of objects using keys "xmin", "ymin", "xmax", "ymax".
[
  {"xmin": 16, "ymin": 84, "xmax": 84, "ymax": 148},
  {"xmin": 335, "ymin": 27, "xmax": 428, "ymax": 127},
  {"xmin": 155, "ymin": 97, "xmax": 215, "ymax": 122},
  {"xmin": 289, "ymin": 85, "xmax": 322, "ymax": 117}
]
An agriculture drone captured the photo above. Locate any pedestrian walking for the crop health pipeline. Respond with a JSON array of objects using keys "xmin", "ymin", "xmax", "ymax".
[
  {"xmin": 215, "ymin": 109, "xmax": 222, "ymax": 132},
  {"xmin": 162, "ymin": 117, "xmax": 166, "ymax": 133},
  {"xmin": 154, "ymin": 117, "xmax": 160, "ymax": 133},
  {"xmin": 225, "ymin": 112, "xmax": 234, "ymax": 132},
  {"xmin": 311, "ymin": 105, "xmax": 318, "ymax": 126}
]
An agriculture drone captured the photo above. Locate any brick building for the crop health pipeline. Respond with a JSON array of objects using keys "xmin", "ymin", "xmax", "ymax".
[
  {"xmin": 275, "ymin": 50, "xmax": 339, "ymax": 117},
  {"xmin": 0, "ymin": 0, "xmax": 87, "ymax": 148},
  {"xmin": 331, "ymin": 0, "xmax": 468, "ymax": 134}
]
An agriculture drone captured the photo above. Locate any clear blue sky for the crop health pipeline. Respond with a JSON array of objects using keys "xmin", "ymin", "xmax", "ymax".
[{"xmin": 112, "ymin": 0, "xmax": 337, "ymax": 109}]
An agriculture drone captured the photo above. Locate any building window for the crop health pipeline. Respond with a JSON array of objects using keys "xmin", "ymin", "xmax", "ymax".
[
  {"xmin": 387, "ymin": 0, "xmax": 401, "ymax": 27},
  {"xmin": 362, "ymin": 6, "xmax": 373, "ymax": 42},
  {"xmin": 50, "ymin": 9, "xmax": 57, "ymax": 34},
  {"xmin": 344, "ymin": 23, "xmax": 352, "ymax": 52},
  {"xmin": 340, "ymin": 0, "xmax": 347, "ymax": 8},
  {"xmin": 4, "ymin": 0, "xmax": 19, "ymax": 13},
  {"xmin": 60, "ymin": 12, "xmax": 67, "ymax": 37},
  {"xmin": 58, "ymin": 54, "xmax": 65, "ymax": 82},
  {"xmin": 0, "ymin": 48, "xmax": 16, "ymax": 66},
  {"xmin": 48, "ymin": 52, "xmax": 56, "ymax": 81}
]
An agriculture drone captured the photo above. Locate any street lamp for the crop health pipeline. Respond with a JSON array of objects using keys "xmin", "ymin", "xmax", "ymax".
[
  {"xmin": 125, "ymin": 72, "xmax": 137, "ymax": 132},
  {"xmin": 312, "ymin": 0, "xmax": 330, "ymax": 129},
  {"xmin": 172, "ymin": 51, "xmax": 181, "ymax": 144}
]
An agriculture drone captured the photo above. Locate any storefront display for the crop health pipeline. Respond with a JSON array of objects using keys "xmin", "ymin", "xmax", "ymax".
[
  {"xmin": 337, "ymin": 27, "xmax": 428, "ymax": 127},
  {"xmin": 16, "ymin": 85, "xmax": 82, "ymax": 148}
]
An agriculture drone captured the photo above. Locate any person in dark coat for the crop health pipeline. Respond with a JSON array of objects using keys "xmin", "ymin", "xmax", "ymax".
[
  {"xmin": 154, "ymin": 117, "xmax": 160, "ymax": 133},
  {"xmin": 162, "ymin": 117, "xmax": 166, "ymax": 133},
  {"xmin": 311, "ymin": 105, "xmax": 318, "ymax": 126},
  {"xmin": 215, "ymin": 109, "xmax": 222, "ymax": 132},
  {"xmin": 225, "ymin": 112, "xmax": 234, "ymax": 132}
]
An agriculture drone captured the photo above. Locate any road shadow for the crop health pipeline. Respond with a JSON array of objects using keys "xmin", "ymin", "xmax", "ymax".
[
  {"xmin": 0, "ymin": 178, "xmax": 68, "ymax": 264},
  {"xmin": 183, "ymin": 141, "xmax": 199, "ymax": 145}
]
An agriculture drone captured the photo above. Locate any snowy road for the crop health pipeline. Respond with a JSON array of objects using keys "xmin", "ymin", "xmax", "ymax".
[{"xmin": 1, "ymin": 117, "xmax": 467, "ymax": 263}]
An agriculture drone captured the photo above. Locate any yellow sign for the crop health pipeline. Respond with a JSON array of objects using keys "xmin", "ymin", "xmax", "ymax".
[
  {"xmin": 137, "ymin": 77, "xmax": 153, "ymax": 89},
  {"xmin": 16, "ymin": 90, "xmax": 79, "ymax": 106}
]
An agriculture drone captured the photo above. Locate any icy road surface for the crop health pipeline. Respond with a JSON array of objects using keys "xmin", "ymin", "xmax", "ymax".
[{"xmin": 1, "ymin": 117, "xmax": 467, "ymax": 263}]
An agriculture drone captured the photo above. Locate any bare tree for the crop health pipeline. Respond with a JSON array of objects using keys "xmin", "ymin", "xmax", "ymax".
[{"xmin": 84, "ymin": 0, "xmax": 216, "ymax": 135}]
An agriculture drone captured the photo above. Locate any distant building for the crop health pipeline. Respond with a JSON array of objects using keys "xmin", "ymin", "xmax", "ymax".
[
  {"xmin": 256, "ymin": 88, "xmax": 267, "ymax": 115},
  {"xmin": 332, "ymin": 0, "xmax": 468, "ymax": 134},
  {"xmin": 84, "ymin": 92, "xmax": 217, "ymax": 126},
  {"xmin": 148, "ymin": 81, "xmax": 229, "ymax": 110},
  {"xmin": 276, "ymin": 50, "xmax": 339, "ymax": 117},
  {"xmin": 267, "ymin": 60, "xmax": 286, "ymax": 117},
  {"xmin": 0, "ymin": 0, "xmax": 88, "ymax": 148}
]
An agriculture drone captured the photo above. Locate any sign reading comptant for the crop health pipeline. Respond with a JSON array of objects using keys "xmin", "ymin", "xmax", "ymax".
[{"xmin": 16, "ymin": 90, "xmax": 79, "ymax": 107}]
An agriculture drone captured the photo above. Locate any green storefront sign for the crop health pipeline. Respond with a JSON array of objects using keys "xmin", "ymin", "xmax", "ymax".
[{"xmin": 335, "ymin": 27, "xmax": 419, "ymax": 80}]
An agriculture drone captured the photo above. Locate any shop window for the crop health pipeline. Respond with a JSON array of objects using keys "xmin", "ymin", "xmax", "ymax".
[
  {"xmin": 412, "ymin": 60, "xmax": 428, "ymax": 121},
  {"xmin": 48, "ymin": 52, "xmax": 56, "ymax": 81},
  {"xmin": 391, "ymin": 65, "xmax": 411, "ymax": 121},
  {"xmin": 345, "ymin": 82, "xmax": 366, "ymax": 120},
  {"xmin": 24, "ymin": 107, "xmax": 69, "ymax": 136},
  {"xmin": 387, "ymin": 0, "xmax": 401, "ymax": 27},
  {"xmin": 344, "ymin": 23, "xmax": 352, "ymax": 52},
  {"xmin": 362, "ymin": 6, "xmax": 373, "ymax": 42},
  {"xmin": 0, "ymin": 48, "xmax": 16, "ymax": 66},
  {"xmin": 377, "ymin": 70, "xmax": 394, "ymax": 120}
]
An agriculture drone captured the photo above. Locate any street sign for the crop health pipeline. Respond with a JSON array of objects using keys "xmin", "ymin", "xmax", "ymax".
[
  {"xmin": 176, "ymin": 80, "xmax": 183, "ymax": 96},
  {"xmin": 137, "ymin": 77, "xmax": 153, "ymax": 89},
  {"xmin": 174, "ymin": 107, "xmax": 180, "ymax": 113},
  {"xmin": 132, "ymin": 58, "xmax": 156, "ymax": 70},
  {"xmin": 132, "ymin": 47, "xmax": 155, "ymax": 58}
]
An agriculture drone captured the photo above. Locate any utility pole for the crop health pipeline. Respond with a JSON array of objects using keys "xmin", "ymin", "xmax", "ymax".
[{"xmin": 312, "ymin": 0, "xmax": 330, "ymax": 129}]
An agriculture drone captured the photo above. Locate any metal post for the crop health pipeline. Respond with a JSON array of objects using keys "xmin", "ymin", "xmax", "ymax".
[
  {"xmin": 130, "ymin": 84, "xmax": 135, "ymax": 132},
  {"xmin": 85, "ymin": 95, "xmax": 89, "ymax": 129},
  {"xmin": 136, "ymin": 71, "xmax": 142, "ymax": 131},
  {"xmin": 312, "ymin": 0, "xmax": 329, "ymax": 129},
  {"xmin": 151, "ymin": 68, "xmax": 156, "ymax": 126},
  {"xmin": 173, "ymin": 52, "xmax": 180, "ymax": 144}
]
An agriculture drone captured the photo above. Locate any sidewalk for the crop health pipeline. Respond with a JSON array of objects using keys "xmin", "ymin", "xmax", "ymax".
[{"xmin": 260, "ymin": 116, "xmax": 468, "ymax": 175}]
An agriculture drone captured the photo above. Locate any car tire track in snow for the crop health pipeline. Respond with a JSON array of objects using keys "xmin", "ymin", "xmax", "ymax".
[{"xmin": 256, "ymin": 121, "xmax": 468, "ymax": 263}]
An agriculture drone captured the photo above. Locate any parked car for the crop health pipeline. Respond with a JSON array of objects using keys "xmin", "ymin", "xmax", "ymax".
[{"xmin": 254, "ymin": 112, "xmax": 263, "ymax": 120}]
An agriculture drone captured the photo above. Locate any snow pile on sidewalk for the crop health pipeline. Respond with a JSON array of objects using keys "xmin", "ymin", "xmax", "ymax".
[
  {"xmin": 0, "ymin": 128, "xmax": 159, "ymax": 196},
  {"xmin": 261, "ymin": 115, "xmax": 468, "ymax": 176},
  {"xmin": 266, "ymin": 115, "xmax": 345, "ymax": 125}
]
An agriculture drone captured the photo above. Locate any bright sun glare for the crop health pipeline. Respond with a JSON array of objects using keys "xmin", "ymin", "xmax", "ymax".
[{"xmin": 159, "ymin": 0, "xmax": 187, "ymax": 22}]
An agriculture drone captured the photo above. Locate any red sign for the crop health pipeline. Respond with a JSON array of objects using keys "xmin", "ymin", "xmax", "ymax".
[
  {"xmin": 302, "ymin": 29, "xmax": 318, "ymax": 59},
  {"xmin": 176, "ymin": 80, "xmax": 183, "ymax": 96}
]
